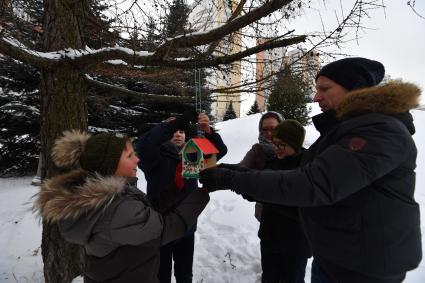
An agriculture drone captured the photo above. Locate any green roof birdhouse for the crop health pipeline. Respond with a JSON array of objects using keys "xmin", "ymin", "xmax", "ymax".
[{"xmin": 181, "ymin": 138, "xmax": 219, "ymax": 178}]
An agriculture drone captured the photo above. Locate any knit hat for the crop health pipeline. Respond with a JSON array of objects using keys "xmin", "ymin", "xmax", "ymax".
[
  {"xmin": 315, "ymin": 57, "xmax": 385, "ymax": 91},
  {"xmin": 272, "ymin": 120, "xmax": 305, "ymax": 153},
  {"xmin": 52, "ymin": 130, "xmax": 128, "ymax": 176}
]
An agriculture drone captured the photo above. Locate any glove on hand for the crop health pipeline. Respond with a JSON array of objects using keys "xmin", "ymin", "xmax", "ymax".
[
  {"xmin": 199, "ymin": 167, "xmax": 235, "ymax": 192},
  {"xmin": 169, "ymin": 110, "xmax": 198, "ymax": 133},
  {"xmin": 217, "ymin": 163, "xmax": 251, "ymax": 172}
]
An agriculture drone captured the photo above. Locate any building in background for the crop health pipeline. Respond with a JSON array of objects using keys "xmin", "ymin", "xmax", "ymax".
[
  {"xmin": 255, "ymin": 46, "xmax": 320, "ymax": 111},
  {"xmin": 284, "ymin": 48, "xmax": 320, "ymax": 98},
  {"xmin": 255, "ymin": 39, "xmax": 287, "ymax": 112},
  {"xmin": 190, "ymin": 0, "xmax": 242, "ymax": 121},
  {"xmin": 190, "ymin": 2, "xmax": 320, "ymax": 119}
]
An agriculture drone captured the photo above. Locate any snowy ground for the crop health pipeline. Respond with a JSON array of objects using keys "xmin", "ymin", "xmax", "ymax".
[{"xmin": 1, "ymin": 107, "xmax": 424, "ymax": 282}]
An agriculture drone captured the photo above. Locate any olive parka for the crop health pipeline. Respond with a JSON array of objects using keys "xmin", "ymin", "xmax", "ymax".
[{"xmin": 214, "ymin": 82, "xmax": 422, "ymax": 281}]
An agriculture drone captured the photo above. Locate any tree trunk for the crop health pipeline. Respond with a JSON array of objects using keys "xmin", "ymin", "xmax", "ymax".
[{"xmin": 40, "ymin": 1, "xmax": 88, "ymax": 282}]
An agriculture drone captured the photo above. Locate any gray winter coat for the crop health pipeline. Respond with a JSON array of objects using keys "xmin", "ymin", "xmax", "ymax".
[
  {"xmin": 34, "ymin": 169, "xmax": 209, "ymax": 283},
  {"xmin": 225, "ymin": 83, "xmax": 422, "ymax": 281}
]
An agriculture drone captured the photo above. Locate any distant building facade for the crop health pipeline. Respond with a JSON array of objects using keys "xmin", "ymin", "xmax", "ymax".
[
  {"xmin": 255, "ymin": 46, "xmax": 320, "ymax": 111},
  {"xmin": 190, "ymin": 0, "xmax": 242, "ymax": 121},
  {"xmin": 255, "ymin": 39, "xmax": 286, "ymax": 112},
  {"xmin": 284, "ymin": 48, "xmax": 320, "ymax": 99}
]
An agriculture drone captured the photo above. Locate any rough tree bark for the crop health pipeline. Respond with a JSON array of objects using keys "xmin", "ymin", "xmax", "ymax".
[{"xmin": 40, "ymin": 1, "xmax": 87, "ymax": 282}]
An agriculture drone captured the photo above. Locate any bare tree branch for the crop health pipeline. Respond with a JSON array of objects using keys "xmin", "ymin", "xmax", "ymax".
[
  {"xmin": 0, "ymin": 37, "xmax": 55, "ymax": 68},
  {"xmin": 0, "ymin": 33, "xmax": 306, "ymax": 69},
  {"xmin": 84, "ymin": 74, "xmax": 194, "ymax": 103},
  {"xmin": 153, "ymin": 0, "xmax": 294, "ymax": 58},
  {"xmin": 204, "ymin": 0, "xmax": 247, "ymax": 56},
  {"xmin": 407, "ymin": 0, "xmax": 425, "ymax": 19}
]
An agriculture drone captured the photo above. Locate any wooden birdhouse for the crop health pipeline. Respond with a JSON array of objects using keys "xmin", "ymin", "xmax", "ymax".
[{"xmin": 181, "ymin": 138, "xmax": 219, "ymax": 179}]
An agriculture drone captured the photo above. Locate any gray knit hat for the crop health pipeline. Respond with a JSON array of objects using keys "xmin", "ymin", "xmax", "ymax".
[
  {"xmin": 52, "ymin": 130, "xmax": 128, "ymax": 176},
  {"xmin": 316, "ymin": 57, "xmax": 385, "ymax": 91},
  {"xmin": 272, "ymin": 120, "xmax": 305, "ymax": 153}
]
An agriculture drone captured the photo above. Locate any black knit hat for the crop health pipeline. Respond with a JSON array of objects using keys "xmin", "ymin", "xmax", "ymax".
[
  {"xmin": 316, "ymin": 57, "xmax": 385, "ymax": 91},
  {"xmin": 80, "ymin": 133, "xmax": 128, "ymax": 176},
  {"xmin": 272, "ymin": 120, "xmax": 305, "ymax": 153}
]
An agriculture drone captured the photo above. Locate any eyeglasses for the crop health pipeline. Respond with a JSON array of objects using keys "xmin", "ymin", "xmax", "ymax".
[
  {"xmin": 272, "ymin": 142, "xmax": 288, "ymax": 150},
  {"xmin": 261, "ymin": 127, "xmax": 275, "ymax": 133}
]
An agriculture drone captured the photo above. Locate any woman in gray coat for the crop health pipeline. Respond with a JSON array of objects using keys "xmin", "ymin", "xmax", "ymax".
[
  {"xmin": 240, "ymin": 111, "xmax": 283, "ymax": 221},
  {"xmin": 34, "ymin": 130, "xmax": 209, "ymax": 283}
]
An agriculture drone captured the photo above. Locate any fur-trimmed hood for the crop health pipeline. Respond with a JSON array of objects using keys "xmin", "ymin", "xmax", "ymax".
[
  {"xmin": 336, "ymin": 82, "xmax": 421, "ymax": 119},
  {"xmin": 34, "ymin": 169, "xmax": 126, "ymax": 223}
]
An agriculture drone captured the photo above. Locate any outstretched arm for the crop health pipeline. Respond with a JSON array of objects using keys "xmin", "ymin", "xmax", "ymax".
[
  {"xmin": 109, "ymin": 190, "xmax": 209, "ymax": 246},
  {"xmin": 201, "ymin": 117, "xmax": 412, "ymax": 207}
]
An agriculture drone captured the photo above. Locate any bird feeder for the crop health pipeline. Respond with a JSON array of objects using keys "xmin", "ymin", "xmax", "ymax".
[{"xmin": 181, "ymin": 138, "xmax": 219, "ymax": 178}]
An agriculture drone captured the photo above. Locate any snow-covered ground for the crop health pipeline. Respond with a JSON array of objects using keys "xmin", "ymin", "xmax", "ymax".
[{"xmin": 1, "ymin": 106, "xmax": 424, "ymax": 282}]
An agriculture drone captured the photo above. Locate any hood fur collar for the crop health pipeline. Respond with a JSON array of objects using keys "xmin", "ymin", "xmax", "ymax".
[
  {"xmin": 34, "ymin": 169, "xmax": 126, "ymax": 223},
  {"xmin": 336, "ymin": 82, "xmax": 421, "ymax": 119}
]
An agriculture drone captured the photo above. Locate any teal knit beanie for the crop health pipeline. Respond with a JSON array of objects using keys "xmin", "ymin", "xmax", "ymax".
[{"xmin": 272, "ymin": 120, "xmax": 305, "ymax": 152}]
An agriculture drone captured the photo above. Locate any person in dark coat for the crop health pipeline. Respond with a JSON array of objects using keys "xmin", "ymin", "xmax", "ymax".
[
  {"xmin": 33, "ymin": 130, "xmax": 210, "ymax": 283},
  {"xmin": 136, "ymin": 111, "xmax": 227, "ymax": 283},
  {"xmin": 239, "ymin": 111, "xmax": 284, "ymax": 221},
  {"xmin": 200, "ymin": 57, "xmax": 422, "ymax": 283},
  {"xmin": 259, "ymin": 119, "xmax": 312, "ymax": 283}
]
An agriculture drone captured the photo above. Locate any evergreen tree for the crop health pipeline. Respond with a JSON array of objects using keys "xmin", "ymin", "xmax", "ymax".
[
  {"xmin": 246, "ymin": 100, "xmax": 260, "ymax": 115},
  {"xmin": 1, "ymin": 0, "xmax": 44, "ymax": 49},
  {"xmin": 141, "ymin": 16, "xmax": 162, "ymax": 52},
  {"xmin": 267, "ymin": 66, "xmax": 311, "ymax": 125},
  {"xmin": 0, "ymin": 0, "xmax": 213, "ymax": 176},
  {"xmin": 84, "ymin": 0, "xmax": 116, "ymax": 48},
  {"xmin": 165, "ymin": 0, "xmax": 190, "ymax": 37},
  {"xmin": 0, "ymin": 56, "xmax": 40, "ymax": 176},
  {"xmin": 223, "ymin": 101, "xmax": 237, "ymax": 121}
]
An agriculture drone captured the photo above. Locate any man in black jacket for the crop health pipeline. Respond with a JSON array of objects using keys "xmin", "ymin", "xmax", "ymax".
[{"xmin": 200, "ymin": 57, "xmax": 422, "ymax": 283}]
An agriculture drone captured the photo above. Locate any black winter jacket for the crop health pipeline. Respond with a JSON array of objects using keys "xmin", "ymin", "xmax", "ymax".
[
  {"xmin": 259, "ymin": 154, "xmax": 312, "ymax": 258},
  {"xmin": 34, "ymin": 170, "xmax": 209, "ymax": 283},
  {"xmin": 136, "ymin": 122, "xmax": 227, "ymax": 234},
  {"xmin": 226, "ymin": 83, "xmax": 422, "ymax": 281}
]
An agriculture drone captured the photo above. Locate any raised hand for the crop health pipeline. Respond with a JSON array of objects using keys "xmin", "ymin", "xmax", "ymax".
[{"xmin": 198, "ymin": 112, "xmax": 211, "ymax": 134}]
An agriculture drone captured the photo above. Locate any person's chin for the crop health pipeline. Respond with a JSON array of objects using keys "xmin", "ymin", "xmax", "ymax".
[{"xmin": 276, "ymin": 153, "xmax": 286, "ymax": 159}]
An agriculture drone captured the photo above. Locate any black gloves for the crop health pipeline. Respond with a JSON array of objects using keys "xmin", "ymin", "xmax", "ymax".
[
  {"xmin": 199, "ymin": 167, "xmax": 235, "ymax": 192},
  {"xmin": 199, "ymin": 164, "xmax": 251, "ymax": 192},
  {"xmin": 168, "ymin": 110, "xmax": 198, "ymax": 133},
  {"xmin": 217, "ymin": 163, "xmax": 250, "ymax": 172},
  {"xmin": 216, "ymin": 164, "xmax": 255, "ymax": 201}
]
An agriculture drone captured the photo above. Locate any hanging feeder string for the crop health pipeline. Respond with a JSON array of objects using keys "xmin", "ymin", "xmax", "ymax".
[{"xmin": 194, "ymin": 68, "xmax": 205, "ymax": 137}]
